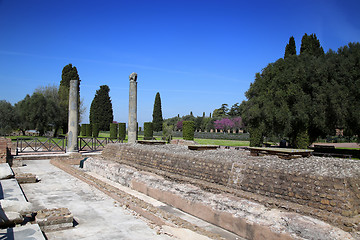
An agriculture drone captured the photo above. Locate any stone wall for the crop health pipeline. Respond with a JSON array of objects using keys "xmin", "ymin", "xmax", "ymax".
[
  {"xmin": 0, "ymin": 137, "xmax": 11, "ymax": 163},
  {"xmin": 102, "ymin": 143, "xmax": 360, "ymax": 231}
]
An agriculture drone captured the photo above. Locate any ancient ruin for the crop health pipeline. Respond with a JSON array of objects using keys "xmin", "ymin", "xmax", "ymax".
[
  {"xmin": 128, "ymin": 72, "xmax": 138, "ymax": 144},
  {"xmin": 66, "ymin": 79, "xmax": 79, "ymax": 153}
]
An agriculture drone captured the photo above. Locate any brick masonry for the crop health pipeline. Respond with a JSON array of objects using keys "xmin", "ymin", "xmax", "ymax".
[
  {"xmin": 0, "ymin": 137, "xmax": 11, "ymax": 163},
  {"xmin": 102, "ymin": 144, "xmax": 360, "ymax": 232}
]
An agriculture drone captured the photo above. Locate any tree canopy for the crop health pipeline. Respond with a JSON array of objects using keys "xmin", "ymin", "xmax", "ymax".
[
  {"xmin": 241, "ymin": 36, "xmax": 360, "ymax": 147},
  {"xmin": 284, "ymin": 36, "xmax": 296, "ymax": 59},
  {"xmin": 0, "ymin": 100, "xmax": 16, "ymax": 135},
  {"xmin": 89, "ymin": 85, "xmax": 113, "ymax": 131},
  {"xmin": 58, "ymin": 64, "xmax": 80, "ymax": 132},
  {"xmin": 152, "ymin": 92, "xmax": 163, "ymax": 131}
]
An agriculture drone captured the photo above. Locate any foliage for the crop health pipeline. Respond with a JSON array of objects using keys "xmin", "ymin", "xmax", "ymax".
[
  {"xmin": 58, "ymin": 64, "xmax": 80, "ymax": 133},
  {"xmin": 109, "ymin": 123, "xmax": 118, "ymax": 139},
  {"xmin": 89, "ymin": 85, "xmax": 113, "ymax": 131},
  {"xmin": 118, "ymin": 123, "xmax": 126, "ymax": 140},
  {"xmin": 249, "ymin": 125, "xmax": 264, "ymax": 147},
  {"xmin": 300, "ymin": 33, "xmax": 324, "ymax": 57},
  {"xmin": 143, "ymin": 122, "xmax": 153, "ymax": 140},
  {"xmin": 182, "ymin": 121, "xmax": 195, "ymax": 140},
  {"xmin": 162, "ymin": 122, "xmax": 173, "ymax": 142},
  {"xmin": 214, "ymin": 118, "xmax": 234, "ymax": 131},
  {"xmin": 241, "ymin": 36, "xmax": 360, "ymax": 148},
  {"xmin": 85, "ymin": 124, "xmax": 92, "ymax": 137},
  {"xmin": 15, "ymin": 92, "xmax": 60, "ymax": 136},
  {"xmin": 176, "ymin": 120, "xmax": 183, "ymax": 131},
  {"xmin": 154, "ymin": 130, "xmax": 250, "ymax": 141},
  {"xmin": 81, "ymin": 124, "xmax": 87, "ymax": 136},
  {"xmin": 213, "ymin": 104, "xmax": 229, "ymax": 117},
  {"xmin": 152, "ymin": 92, "xmax": 163, "ymax": 131},
  {"xmin": 284, "ymin": 36, "xmax": 296, "ymax": 59},
  {"xmin": 0, "ymin": 100, "xmax": 16, "ymax": 135},
  {"xmin": 92, "ymin": 123, "xmax": 99, "ymax": 137}
]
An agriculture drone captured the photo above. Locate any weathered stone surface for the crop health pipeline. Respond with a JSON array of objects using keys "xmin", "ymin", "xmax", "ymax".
[
  {"xmin": 0, "ymin": 223, "xmax": 46, "ymax": 240},
  {"xmin": 0, "ymin": 163, "xmax": 14, "ymax": 179},
  {"xmin": 0, "ymin": 199, "xmax": 32, "ymax": 214},
  {"xmin": 15, "ymin": 172, "xmax": 37, "ymax": 183},
  {"xmin": 66, "ymin": 79, "xmax": 79, "ymax": 153},
  {"xmin": 84, "ymin": 157, "xmax": 355, "ymax": 239},
  {"xmin": 128, "ymin": 72, "xmax": 138, "ymax": 144},
  {"xmin": 0, "ymin": 210, "xmax": 23, "ymax": 226}
]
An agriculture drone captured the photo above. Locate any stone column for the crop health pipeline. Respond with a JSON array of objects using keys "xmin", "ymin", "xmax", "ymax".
[
  {"xmin": 128, "ymin": 73, "xmax": 138, "ymax": 144},
  {"xmin": 67, "ymin": 80, "xmax": 79, "ymax": 152}
]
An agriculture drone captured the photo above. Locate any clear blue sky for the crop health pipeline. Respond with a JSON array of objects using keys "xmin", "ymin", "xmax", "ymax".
[{"xmin": 1, "ymin": 0, "xmax": 359, "ymax": 126}]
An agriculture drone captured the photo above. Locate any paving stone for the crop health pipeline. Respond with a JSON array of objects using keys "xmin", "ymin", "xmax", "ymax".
[
  {"xmin": 0, "ymin": 223, "xmax": 45, "ymax": 240},
  {"xmin": 0, "ymin": 179, "xmax": 27, "ymax": 201},
  {"xmin": 0, "ymin": 163, "xmax": 14, "ymax": 179}
]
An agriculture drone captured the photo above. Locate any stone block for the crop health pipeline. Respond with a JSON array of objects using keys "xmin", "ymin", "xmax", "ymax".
[
  {"xmin": 0, "ymin": 163, "xmax": 14, "ymax": 179},
  {"xmin": 36, "ymin": 208, "xmax": 73, "ymax": 231},
  {"xmin": 16, "ymin": 173, "xmax": 37, "ymax": 184}
]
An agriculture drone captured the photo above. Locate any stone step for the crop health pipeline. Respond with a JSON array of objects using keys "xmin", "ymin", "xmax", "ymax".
[
  {"xmin": 0, "ymin": 224, "xmax": 46, "ymax": 240},
  {"xmin": 0, "ymin": 178, "xmax": 27, "ymax": 202}
]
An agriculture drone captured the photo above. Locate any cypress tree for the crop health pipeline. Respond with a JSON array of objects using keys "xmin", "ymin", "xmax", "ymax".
[
  {"xmin": 300, "ymin": 33, "xmax": 324, "ymax": 57},
  {"xmin": 284, "ymin": 36, "xmax": 296, "ymax": 59},
  {"xmin": 58, "ymin": 64, "xmax": 80, "ymax": 133},
  {"xmin": 89, "ymin": 85, "xmax": 113, "ymax": 131},
  {"xmin": 152, "ymin": 92, "xmax": 163, "ymax": 132}
]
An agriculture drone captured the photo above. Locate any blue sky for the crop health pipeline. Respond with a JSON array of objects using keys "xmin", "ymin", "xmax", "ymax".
[{"xmin": 1, "ymin": 0, "xmax": 359, "ymax": 126}]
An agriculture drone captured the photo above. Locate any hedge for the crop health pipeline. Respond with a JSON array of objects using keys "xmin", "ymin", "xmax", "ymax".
[
  {"xmin": 81, "ymin": 124, "xmax": 87, "ymax": 136},
  {"xmin": 92, "ymin": 123, "xmax": 99, "ymax": 138},
  {"xmin": 110, "ymin": 123, "xmax": 118, "ymax": 139},
  {"xmin": 85, "ymin": 124, "xmax": 92, "ymax": 137},
  {"xmin": 144, "ymin": 122, "xmax": 153, "ymax": 140},
  {"xmin": 118, "ymin": 123, "xmax": 126, "ymax": 140},
  {"xmin": 182, "ymin": 121, "xmax": 195, "ymax": 140}
]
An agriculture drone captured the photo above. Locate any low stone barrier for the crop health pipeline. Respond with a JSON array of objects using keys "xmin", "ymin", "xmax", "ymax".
[{"xmin": 101, "ymin": 143, "xmax": 360, "ymax": 232}]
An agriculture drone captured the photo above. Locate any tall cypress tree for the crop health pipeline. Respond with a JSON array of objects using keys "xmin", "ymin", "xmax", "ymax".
[
  {"xmin": 300, "ymin": 33, "xmax": 324, "ymax": 57},
  {"xmin": 58, "ymin": 64, "xmax": 80, "ymax": 133},
  {"xmin": 284, "ymin": 36, "xmax": 296, "ymax": 59},
  {"xmin": 152, "ymin": 92, "xmax": 163, "ymax": 131},
  {"xmin": 89, "ymin": 85, "xmax": 113, "ymax": 131}
]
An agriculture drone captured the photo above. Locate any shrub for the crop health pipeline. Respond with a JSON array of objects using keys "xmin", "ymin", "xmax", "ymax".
[
  {"xmin": 249, "ymin": 127, "xmax": 263, "ymax": 147},
  {"xmin": 92, "ymin": 123, "xmax": 99, "ymax": 138},
  {"xmin": 144, "ymin": 122, "xmax": 153, "ymax": 140},
  {"xmin": 118, "ymin": 123, "xmax": 126, "ymax": 140},
  {"xmin": 85, "ymin": 124, "xmax": 92, "ymax": 137},
  {"xmin": 293, "ymin": 130, "xmax": 310, "ymax": 149},
  {"xmin": 110, "ymin": 123, "xmax": 118, "ymax": 139},
  {"xmin": 81, "ymin": 124, "xmax": 87, "ymax": 136},
  {"xmin": 162, "ymin": 123, "xmax": 173, "ymax": 142},
  {"xmin": 183, "ymin": 121, "xmax": 195, "ymax": 140}
]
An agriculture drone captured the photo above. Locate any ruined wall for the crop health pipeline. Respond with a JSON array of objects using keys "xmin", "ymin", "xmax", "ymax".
[
  {"xmin": 102, "ymin": 143, "xmax": 360, "ymax": 231},
  {"xmin": 0, "ymin": 137, "xmax": 11, "ymax": 163}
]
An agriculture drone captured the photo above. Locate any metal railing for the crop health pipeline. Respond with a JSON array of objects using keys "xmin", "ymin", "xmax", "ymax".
[{"xmin": 16, "ymin": 137, "xmax": 124, "ymax": 154}]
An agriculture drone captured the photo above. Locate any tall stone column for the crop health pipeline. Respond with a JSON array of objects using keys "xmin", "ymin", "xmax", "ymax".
[
  {"xmin": 128, "ymin": 73, "xmax": 138, "ymax": 144},
  {"xmin": 67, "ymin": 79, "xmax": 79, "ymax": 152}
]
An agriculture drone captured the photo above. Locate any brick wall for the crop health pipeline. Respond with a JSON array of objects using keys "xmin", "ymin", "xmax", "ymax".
[
  {"xmin": 0, "ymin": 137, "xmax": 11, "ymax": 163},
  {"xmin": 102, "ymin": 144, "xmax": 360, "ymax": 230}
]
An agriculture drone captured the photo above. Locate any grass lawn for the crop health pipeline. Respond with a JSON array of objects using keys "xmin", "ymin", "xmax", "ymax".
[
  {"xmin": 171, "ymin": 137, "xmax": 249, "ymax": 146},
  {"xmin": 7, "ymin": 134, "xmax": 249, "ymax": 147}
]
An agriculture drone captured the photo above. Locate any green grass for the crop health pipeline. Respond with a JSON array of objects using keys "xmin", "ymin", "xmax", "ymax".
[
  {"xmin": 171, "ymin": 137, "xmax": 249, "ymax": 146},
  {"xmin": 8, "ymin": 135, "xmax": 250, "ymax": 147},
  {"xmin": 195, "ymin": 138, "xmax": 249, "ymax": 146}
]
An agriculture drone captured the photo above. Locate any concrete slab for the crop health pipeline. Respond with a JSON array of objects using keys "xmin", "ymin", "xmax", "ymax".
[
  {"xmin": 16, "ymin": 160, "xmax": 174, "ymax": 240},
  {"xmin": 0, "ymin": 178, "xmax": 27, "ymax": 201},
  {"xmin": 0, "ymin": 224, "xmax": 45, "ymax": 240},
  {"xmin": 0, "ymin": 163, "xmax": 14, "ymax": 179}
]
